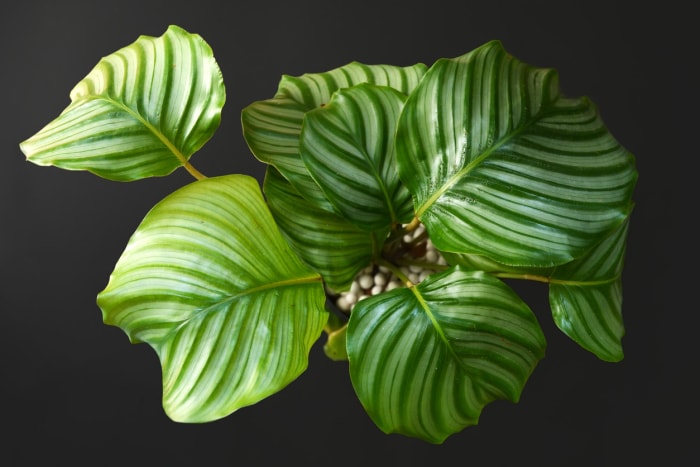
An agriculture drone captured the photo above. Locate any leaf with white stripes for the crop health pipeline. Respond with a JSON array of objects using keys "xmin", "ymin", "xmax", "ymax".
[
  {"xmin": 548, "ymin": 218, "xmax": 630, "ymax": 362},
  {"xmin": 20, "ymin": 25, "xmax": 225, "ymax": 181},
  {"xmin": 396, "ymin": 40, "xmax": 637, "ymax": 268},
  {"xmin": 300, "ymin": 83, "xmax": 413, "ymax": 231},
  {"xmin": 242, "ymin": 61, "xmax": 427, "ymax": 211},
  {"xmin": 263, "ymin": 166, "xmax": 384, "ymax": 291},
  {"xmin": 97, "ymin": 175, "xmax": 327, "ymax": 422},
  {"xmin": 443, "ymin": 218, "xmax": 631, "ymax": 361},
  {"xmin": 347, "ymin": 266, "xmax": 546, "ymax": 443}
]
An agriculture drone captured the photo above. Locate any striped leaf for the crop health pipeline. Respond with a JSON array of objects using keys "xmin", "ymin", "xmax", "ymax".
[
  {"xmin": 347, "ymin": 267, "xmax": 546, "ymax": 443},
  {"xmin": 242, "ymin": 61, "xmax": 427, "ymax": 211},
  {"xmin": 263, "ymin": 166, "xmax": 384, "ymax": 291},
  {"xmin": 20, "ymin": 25, "xmax": 225, "ymax": 181},
  {"xmin": 443, "ymin": 218, "xmax": 630, "ymax": 361},
  {"xmin": 548, "ymin": 219, "xmax": 630, "ymax": 361},
  {"xmin": 97, "ymin": 175, "xmax": 327, "ymax": 422},
  {"xmin": 396, "ymin": 40, "xmax": 637, "ymax": 267},
  {"xmin": 442, "ymin": 250, "xmax": 555, "ymax": 277},
  {"xmin": 300, "ymin": 84, "xmax": 414, "ymax": 231}
]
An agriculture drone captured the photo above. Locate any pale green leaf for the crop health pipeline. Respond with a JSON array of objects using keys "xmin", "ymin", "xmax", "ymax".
[
  {"xmin": 347, "ymin": 266, "xmax": 546, "ymax": 443},
  {"xmin": 323, "ymin": 318, "xmax": 349, "ymax": 362},
  {"xmin": 20, "ymin": 25, "xmax": 225, "ymax": 181},
  {"xmin": 97, "ymin": 174, "xmax": 327, "ymax": 422}
]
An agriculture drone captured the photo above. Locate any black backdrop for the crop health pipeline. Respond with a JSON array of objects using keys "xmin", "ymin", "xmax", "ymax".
[{"xmin": 2, "ymin": 1, "xmax": 692, "ymax": 465}]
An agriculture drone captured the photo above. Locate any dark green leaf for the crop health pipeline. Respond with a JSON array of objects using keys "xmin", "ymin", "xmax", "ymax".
[
  {"xmin": 396, "ymin": 40, "xmax": 637, "ymax": 267},
  {"xmin": 347, "ymin": 266, "xmax": 546, "ymax": 443},
  {"xmin": 263, "ymin": 166, "xmax": 385, "ymax": 291},
  {"xmin": 300, "ymin": 83, "xmax": 414, "ymax": 230},
  {"xmin": 548, "ymin": 219, "xmax": 630, "ymax": 361}
]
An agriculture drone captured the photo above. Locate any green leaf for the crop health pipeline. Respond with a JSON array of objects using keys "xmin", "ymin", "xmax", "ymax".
[
  {"xmin": 441, "ymin": 250, "xmax": 555, "ymax": 277},
  {"xmin": 97, "ymin": 174, "xmax": 327, "ymax": 422},
  {"xmin": 263, "ymin": 166, "xmax": 383, "ymax": 291},
  {"xmin": 347, "ymin": 266, "xmax": 546, "ymax": 443},
  {"xmin": 300, "ymin": 84, "xmax": 414, "ymax": 231},
  {"xmin": 548, "ymin": 218, "xmax": 631, "ymax": 362},
  {"xmin": 443, "ymin": 218, "xmax": 631, "ymax": 361},
  {"xmin": 396, "ymin": 40, "xmax": 637, "ymax": 268},
  {"xmin": 242, "ymin": 61, "xmax": 428, "ymax": 211},
  {"xmin": 20, "ymin": 25, "xmax": 225, "ymax": 181},
  {"xmin": 323, "ymin": 315, "xmax": 349, "ymax": 362}
]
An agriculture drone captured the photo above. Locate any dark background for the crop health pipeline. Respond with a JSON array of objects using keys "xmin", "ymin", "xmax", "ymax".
[{"xmin": 1, "ymin": 1, "xmax": 692, "ymax": 465}]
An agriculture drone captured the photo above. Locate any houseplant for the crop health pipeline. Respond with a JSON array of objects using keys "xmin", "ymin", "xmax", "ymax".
[{"xmin": 19, "ymin": 25, "xmax": 638, "ymax": 444}]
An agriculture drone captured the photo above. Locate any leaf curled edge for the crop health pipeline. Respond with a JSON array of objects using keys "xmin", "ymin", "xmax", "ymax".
[{"xmin": 97, "ymin": 174, "xmax": 327, "ymax": 422}]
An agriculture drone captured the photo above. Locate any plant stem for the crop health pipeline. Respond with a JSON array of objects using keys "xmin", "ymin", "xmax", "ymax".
[
  {"xmin": 404, "ymin": 216, "xmax": 421, "ymax": 232},
  {"xmin": 377, "ymin": 258, "xmax": 414, "ymax": 287},
  {"xmin": 494, "ymin": 272, "xmax": 550, "ymax": 283},
  {"xmin": 184, "ymin": 161, "xmax": 207, "ymax": 180}
]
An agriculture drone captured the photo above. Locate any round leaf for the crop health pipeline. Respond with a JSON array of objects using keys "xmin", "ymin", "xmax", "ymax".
[
  {"xmin": 347, "ymin": 266, "xmax": 546, "ymax": 443},
  {"xmin": 20, "ymin": 25, "xmax": 225, "ymax": 181},
  {"xmin": 242, "ymin": 62, "xmax": 427, "ymax": 210},
  {"xmin": 396, "ymin": 40, "xmax": 637, "ymax": 267},
  {"xmin": 300, "ymin": 84, "xmax": 414, "ymax": 230},
  {"xmin": 97, "ymin": 174, "xmax": 327, "ymax": 422}
]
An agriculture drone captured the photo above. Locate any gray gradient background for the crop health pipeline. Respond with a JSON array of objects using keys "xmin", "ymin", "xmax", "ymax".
[{"xmin": 1, "ymin": 1, "xmax": 692, "ymax": 465}]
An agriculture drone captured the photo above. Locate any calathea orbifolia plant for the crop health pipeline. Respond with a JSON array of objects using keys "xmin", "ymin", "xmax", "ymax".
[{"xmin": 20, "ymin": 25, "xmax": 638, "ymax": 444}]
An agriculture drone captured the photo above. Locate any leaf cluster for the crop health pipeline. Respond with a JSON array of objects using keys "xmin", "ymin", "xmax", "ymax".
[{"xmin": 20, "ymin": 25, "xmax": 637, "ymax": 444}]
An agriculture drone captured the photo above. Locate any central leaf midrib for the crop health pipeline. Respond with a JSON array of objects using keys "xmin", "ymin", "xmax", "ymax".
[
  {"xmin": 358, "ymin": 143, "xmax": 399, "ymax": 225},
  {"xmin": 94, "ymin": 95, "xmax": 189, "ymax": 166},
  {"xmin": 414, "ymin": 108, "xmax": 545, "ymax": 219},
  {"xmin": 204, "ymin": 274, "xmax": 322, "ymax": 316},
  {"xmin": 409, "ymin": 285, "xmax": 467, "ymax": 372},
  {"xmin": 164, "ymin": 273, "xmax": 323, "ymax": 340}
]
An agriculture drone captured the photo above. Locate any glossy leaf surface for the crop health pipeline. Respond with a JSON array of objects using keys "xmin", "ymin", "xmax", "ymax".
[
  {"xmin": 263, "ymin": 166, "xmax": 382, "ymax": 291},
  {"xmin": 97, "ymin": 175, "xmax": 327, "ymax": 422},
  {"xmin": 20, "ymin": 25, "xmax": 225, "ymax": 181},
  {"xmin": 347, "ymin": 267, "xmax": 546, "ymax": 443},
  {"xmin": 396, "ymin": 40, "xmax": 637, "ymax": 267},
  {"xmin": 300, "ymin": 83, "xmax": 414, "ymax": 231},
  {"xmin": 242, "ymin": 61, "xmax": 427, "ymax": 210},
  {"xmin": 444, "ymin": 218, "xmax": 630, "ymax": 361},
  {"xmin": 548, "ymin": 219, "xmax": 630, "ymax": 361}
]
